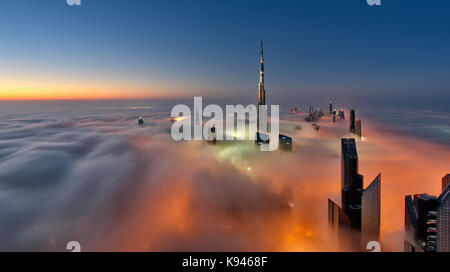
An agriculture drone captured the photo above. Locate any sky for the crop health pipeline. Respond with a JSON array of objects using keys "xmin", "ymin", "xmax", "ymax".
[{"xmin": 1, "ymin": 0, "xmax": 450, "ymax": 101}]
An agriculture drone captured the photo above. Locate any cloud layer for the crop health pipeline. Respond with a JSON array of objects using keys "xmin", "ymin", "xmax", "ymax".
[{"xmin": 0, "ymin": 105, "xmax": 449, "ymax": 251}]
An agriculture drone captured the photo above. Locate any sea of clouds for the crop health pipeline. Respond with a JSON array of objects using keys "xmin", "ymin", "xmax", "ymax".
[{"xmin": 0, "ymin": 102, "xmax": 449, "ymax": 251}]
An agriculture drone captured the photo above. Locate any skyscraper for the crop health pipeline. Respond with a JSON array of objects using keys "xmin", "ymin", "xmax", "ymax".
[
  {"xmin": 328, "ymin": 138, "xmax": 381, "ymax": 250},
  {"xmin": 404, "ymin": 195, "xmax": 418, "ymax": 252},
  {"xmin": 442, "ymin": 174, "xmax": 450, "ymax": 191},
  {"xmin": 328, "ymin": 199, "xmax": 342, "ymax": 240},
  {"xmin": 437, "ymin": 186, "xmax": 449, "ymax": 252},
  {"xmin": 341, "ymin": 138, "xmax": 362, "ymax": 230},
  {"xmin": 355, "ymin": 119, "xmax": 362, "ymax": 138},
  {"xmin": 258, "ymin": 39, "xmax": 265, "ymax": 107},
  {"xmin": 329, "ymin": 101, "xmax": 333, "ymax": 114},
  {"xmin": 404, "ymin": 193, "xmax": 440, "ymax": 252},
  {"xmin": 405, "ymin": 185, "xmax": 450, "ymax": 252},
  {"xmin": 362, "ymin": 174, "xmax": 381, "ymax": 244},
  {"xmin": 349, "ymin": 110, "xmax": 356, "ymax": 133},
  {"xmin": 257, "ymin": 39, "xmax": 267, "ymax": 132},
  {"xmin": 328, "ymin": 198, "xmax": 351, "ymax": 250}
]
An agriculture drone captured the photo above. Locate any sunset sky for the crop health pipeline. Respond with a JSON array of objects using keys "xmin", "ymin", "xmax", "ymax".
[{"xmin": 1, "ymin": 0, "xmax": 450, "ymax": 100}]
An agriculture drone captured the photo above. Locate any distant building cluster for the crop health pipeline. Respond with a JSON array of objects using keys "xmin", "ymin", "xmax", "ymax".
[{"xmin": 305, "ymin": 105, "xmax": 324, "ymax": 122}]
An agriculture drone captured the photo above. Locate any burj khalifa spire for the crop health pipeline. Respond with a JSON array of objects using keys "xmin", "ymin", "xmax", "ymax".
[
  {"xmin": 257, "ymin": 38, "xmax": 267, "ymax": 133},
  {"xmin": 258, "ymin": 39, "xmax": 266, "ymax": 106}
]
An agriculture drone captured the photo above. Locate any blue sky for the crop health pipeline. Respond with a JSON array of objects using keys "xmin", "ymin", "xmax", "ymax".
[{"xmin": 0, "ymin": 0, "xmax": 449, "ymax": 102}]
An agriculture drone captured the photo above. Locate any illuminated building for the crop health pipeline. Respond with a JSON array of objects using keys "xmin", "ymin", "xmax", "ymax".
[
  {"xmin": 279, "ymin": 134, "xmax": 292, "ymax": 151},
  {"xmin": 138, "ymin": 116, "xmax": 144, "ymax": 124},
  {"xmin": 404, "ymin": 186, "xmax": 450, "ymax": 252},
  {"xmin": 255, "ymin": 132, "xmax": 269, "ymax": 145},
  {"xmin": 404, "ymin": 183, "xmax": 450, "ymax": 252},
  {"xmin": 254, "ymin": 39, "xmax": 292, "ymax": 151},
  {"xmin": 257, "ymin": 39, "xmax": 267, "ymax": 132},
  {"xmin": 338, "ymin": 110, "xmax": 345, "ymax": 120},
  {"xmin": 437, "ymin": 186, "xmax": 449, "ymax": 252},
  {"xmin": 443, "ymin": 174, "xmax": 450, "ymax": 191},
  {"xmin": 404, "ymin": 194, "xmax": 439, "ymax": 252}
]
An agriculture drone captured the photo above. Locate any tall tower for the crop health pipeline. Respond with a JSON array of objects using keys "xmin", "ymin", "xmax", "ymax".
[
  {"xmin": 362, "ymin": 174, "xmax": 381, "ymax": 245},
  {"xmin": 349, "ymin": 109, "xmax": 356, "ymax": 133},
  {"xmin": 258, "ymin": 39, "xmax": 265, "ymax": 106},
  {"xmin": 257, "ymin": 38, "xmax": 267, "ymax": 133},
  {"xmin": 341, "ymin": 138, "xmax": 362, "ymax": 231}
]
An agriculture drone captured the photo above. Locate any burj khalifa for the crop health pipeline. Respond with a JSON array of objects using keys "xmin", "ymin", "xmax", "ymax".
[
  {"xmin": 258, "ymin": 39, "xmax": 266, "ymax": 106},
  {"xmin": 257, "ymin": 39, "xmax": 267, "ymax": 132}
]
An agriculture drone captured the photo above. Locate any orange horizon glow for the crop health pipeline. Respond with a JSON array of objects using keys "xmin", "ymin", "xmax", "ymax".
[
  {"xmin": 0, "ymin": 74, "xmax": 199, "ymax": 100},
  {"xmin": 0, "ymin": 84, "xmax": 176, "ymax": 100}
]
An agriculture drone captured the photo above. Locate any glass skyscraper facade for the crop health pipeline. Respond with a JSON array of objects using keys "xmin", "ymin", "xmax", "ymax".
[
  {"xmin": 437, "ymin": 186, "xmax": 450, "ymax": 252},
  {"xmin": 362, "ymin": 174, "xmax": 381, "ymax": 245}
]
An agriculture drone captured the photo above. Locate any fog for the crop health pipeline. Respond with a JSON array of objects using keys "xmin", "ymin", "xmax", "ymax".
[{"xmin": 0, "ymin": 103, "xmax": 449, "ymax": 251}]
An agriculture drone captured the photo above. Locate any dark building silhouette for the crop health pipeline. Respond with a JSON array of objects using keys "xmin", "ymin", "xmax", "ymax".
[
  {"xmin": 341, "ymin": 138, "xmax": 362, "ymax": 230},
  {"xmin": 328, "ymin": 138, "xmax": 381, "ymax": 250},
  {"xmin": 305, "ymin": 105, "xmax": 323, "ymax": 122},
  {"xmin": 443, "ymin": 174, "xmax": 450, "ymax": 192},
  {"xmin": 348, "ymin": 110, "xmax": 362, "ymax": 138},
  {"xmin": 355, "ymin": 119, "xmax": 362, "ymax": 138},
  {"xmin": 404, "ymin": 195, "xmax": 418, "ymax": 252},
  {"xmin": 349, "ymin": 110, "xmax": 356, "ymax": 133},
  {"xmin": 328, "ymin": 199, "xmax": 351, "ymax": 249},
  {"xmin": 329, "ymin": 101, "xmax": 333, "ymax": 114}
]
